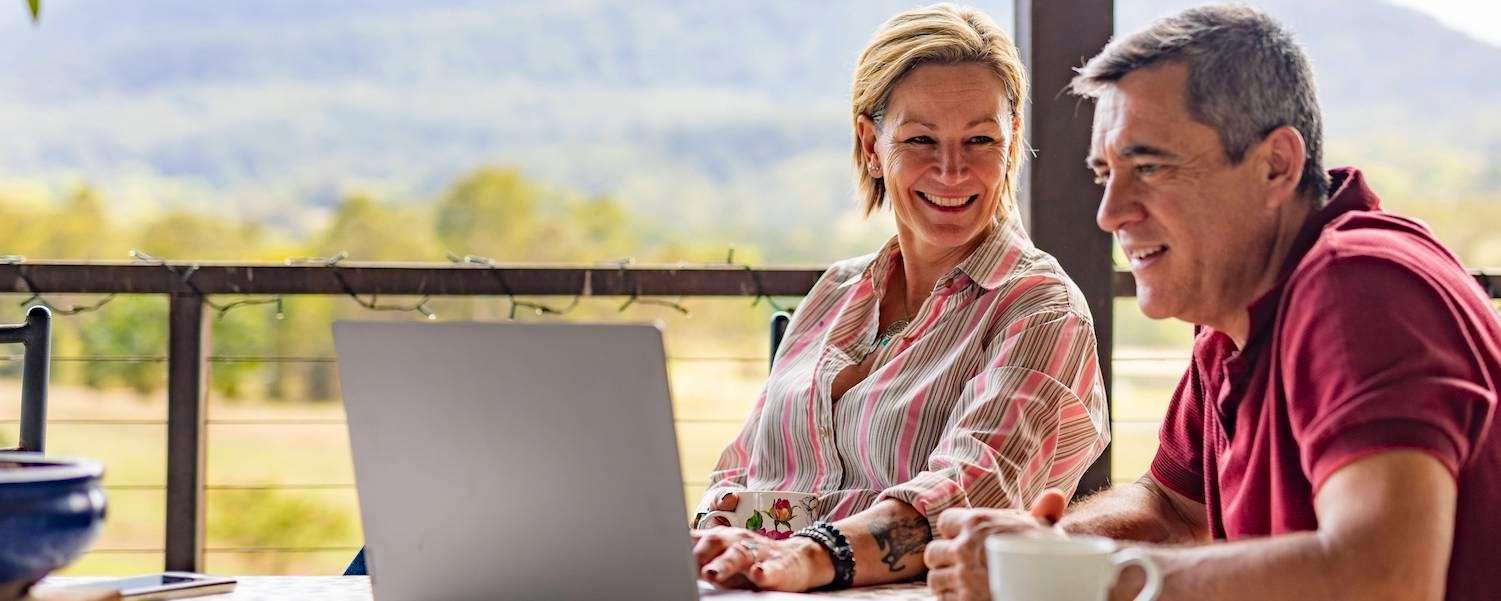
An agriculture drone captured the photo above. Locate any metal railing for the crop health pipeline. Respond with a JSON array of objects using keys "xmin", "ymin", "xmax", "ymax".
[{"xmin": 2, "ymin": 261, "xmax": 1497, "ymax": 571}]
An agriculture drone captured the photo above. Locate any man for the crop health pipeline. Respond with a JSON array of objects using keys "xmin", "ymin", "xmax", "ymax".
[{"xmin": 923, "ymin": 5, "xmax": 1501, "ymax": 601}]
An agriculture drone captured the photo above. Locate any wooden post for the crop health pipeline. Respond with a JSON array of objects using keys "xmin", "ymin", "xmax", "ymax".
[
  {"xmin": 1016, "ymin": 0, "xmax": 1116, "ymax": 495},
  {"xmin": 165, "ymin": 293, "xmax": 208, "ymax": 571}
]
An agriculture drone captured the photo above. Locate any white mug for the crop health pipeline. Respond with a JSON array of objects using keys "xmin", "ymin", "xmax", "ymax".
[
  {"xmin": 986, "ymin": 533, "xmax": 1161, "ymax": 601},
  {"xmin": 697, "ymin": 491, "xmax": 818, "ymax": 540}
]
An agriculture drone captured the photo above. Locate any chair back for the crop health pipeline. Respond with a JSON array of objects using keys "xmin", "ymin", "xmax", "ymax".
[
  {"xmin": 0, "ymin": 305, "xmax": 50, "ymax": 453},
  {"xmin": 769, "ymin": 311, "xmax": 791, "ymax": 371}
]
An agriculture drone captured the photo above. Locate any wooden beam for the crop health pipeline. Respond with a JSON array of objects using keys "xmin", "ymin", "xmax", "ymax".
[
  {"xmin": 165, "ymin": 293, "xmax": 208, "ymax": 572},
  {"xmin": 1017, "ymin": 0, "xmax": 1115, "ymax": 495},
  {"xmin": 0, "ymin": 263, "xmax": 823, "ymax": 297},
  {"xmin": 1, "ymin": 262, "xmax": 1496, "ymax": 300}
]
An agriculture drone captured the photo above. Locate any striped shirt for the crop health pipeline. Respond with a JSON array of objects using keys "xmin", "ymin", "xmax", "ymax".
[{"xmin": 698, "ymin": 215, "xmax": 1110, "ymax": 528}]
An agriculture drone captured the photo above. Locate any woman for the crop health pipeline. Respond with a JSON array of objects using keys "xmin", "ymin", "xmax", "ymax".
[{"xmin": 691, "ymin": 3, "xmax": 1110, "ymax": 592}]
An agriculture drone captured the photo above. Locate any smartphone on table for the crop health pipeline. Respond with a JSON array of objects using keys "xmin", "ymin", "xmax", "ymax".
[{"xmin": 59, "ymin": 572, "xmax": 236, "ymax": 600}]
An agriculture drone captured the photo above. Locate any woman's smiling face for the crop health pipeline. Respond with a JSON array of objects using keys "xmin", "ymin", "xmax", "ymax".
[{"xmin": 860, "ymin": 62, "xmax": 1015, "ymax": 259}]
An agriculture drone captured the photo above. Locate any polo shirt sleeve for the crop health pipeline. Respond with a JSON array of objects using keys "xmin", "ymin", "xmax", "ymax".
[
  {"xmin": 1281, "ymin": 254, "xmax": 1496, "ymax": 493},
  {"xmin": 1149, "ymin": 362, "xmax": 1209, "ymax": 503}
]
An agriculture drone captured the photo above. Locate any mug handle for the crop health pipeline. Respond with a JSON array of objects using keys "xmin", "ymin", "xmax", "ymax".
[
  {"xmin": 698, "ymin": 510, "xmax": 738, "ymax": 530},
  {"xmin": 1111, "ymin": 547, "xmax": 1162, "ymax": 601}
]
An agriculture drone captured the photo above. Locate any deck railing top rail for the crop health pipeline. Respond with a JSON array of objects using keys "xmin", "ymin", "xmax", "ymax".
[{"xmin": 1, "ymin": 262, "xmax": 1496, "ymax": 298}]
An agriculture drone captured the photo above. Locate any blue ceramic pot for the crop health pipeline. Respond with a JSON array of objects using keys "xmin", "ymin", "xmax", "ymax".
[{"xmin": 0, "ymin": 454, "xmax": 106, "ymax": 595}]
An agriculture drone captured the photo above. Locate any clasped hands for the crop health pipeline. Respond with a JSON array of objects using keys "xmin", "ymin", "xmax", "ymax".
[{"xmin": 690, "ymin": 490, "xmax": 1067, "ymax": 599}]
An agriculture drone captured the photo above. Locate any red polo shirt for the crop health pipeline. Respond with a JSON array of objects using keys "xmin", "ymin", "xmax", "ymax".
[{"xmin": 1151, "ymin": 168, "xmax": 1501, "ymax": 600}]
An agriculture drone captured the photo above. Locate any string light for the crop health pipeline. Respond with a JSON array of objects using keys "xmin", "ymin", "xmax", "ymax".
[
  {"xmin": 130, "ymin": 250, "xmax": 285, "ymax": 321},
  {"xmin": 726, "ymin": 248, "xmax": 790, "ymax": 312},
  {"xmin": 618, "ymin": 292, "xmax": 691, "ymax": 316},
  {"xmin": 291, "ymin": 252, "xmax": 438, "ymax": 320},
  {"xmin": 1, "ymin": 255, "xmax": 117, "ymax": 315},
  {"xmin": 446, "ymin": 253, "xmax": 582, "ymax": 319},
  {"xmin": 7, "ymin": 249, "xmax": 795, "ymax": 323},
  {"xmin": 611, "ymin": 258, "xmax": 691, "ymax": 316}
]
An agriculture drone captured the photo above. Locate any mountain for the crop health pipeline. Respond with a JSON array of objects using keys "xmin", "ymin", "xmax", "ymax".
[{"xmin": 0, "ymin": 0, "xmax": 1496, "ymax": 261}]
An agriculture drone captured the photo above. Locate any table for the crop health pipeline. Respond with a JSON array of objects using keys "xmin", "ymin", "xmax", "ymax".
[{"xmin": 37, "ymin": 577, "xmax": 934, "ymax": 600}]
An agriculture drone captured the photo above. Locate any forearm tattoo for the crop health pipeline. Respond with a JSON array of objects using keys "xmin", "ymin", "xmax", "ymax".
[{"xmin": 868, "ymin": 515, "xmax": 932, "ymax": 572}]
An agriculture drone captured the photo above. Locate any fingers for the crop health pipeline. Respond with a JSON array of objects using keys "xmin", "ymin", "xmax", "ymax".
[
  {"xmin": 937, "ymin": 505, "xmax": 1055, "ymax": 541},
  {"xmin": 742, "ymin": 540, "xmax": 814, "ymax": 592},
  {"xmin": 692, "ymin": 531, "xmax": 731, "ymax": 569},
  {"xmin": 924, "ymin": 537, "xmax": 957, "ymax": 569},
  {"xmin": 698, "ymin": 535, "xmax": 819, "ymax": 593},
  {"xmin": 928, "ymin": 565, "xmax": 991, "ymax": 601},
  {"xmin": 925, "ymin": 526, "xmax": 987, "ymax": 571},
  {"xmin": 715, "ymin": 492, "xmax": 740, "ymax": 511},
  {"xmin": 745, "ymin": 552, "xmax": 791, "ymax": 590},
  {"xmin": 934, "ymin": 505, "xmax": 1055, "ymax": 601},
  {"xmin": 927, "ymin": 565, "xmax": 958, "ymax": 598},
  {"xmin": 1029, "ymin": 489, "xmax": 1067, "ymax": 524},
  {"xmin": 937, "ymin": 508, "xmax": 981, "ymax": 539},
  {"xmin": 937, "ymin": 507, "xmax": 1007, "ymax": 539},
  {"xmin": 701, "ymin": 539, "xmax": 756, "ymax": 586},
  {"xmin": 693, "ymin": 529, "xmax": 756, "ymax": 570}
]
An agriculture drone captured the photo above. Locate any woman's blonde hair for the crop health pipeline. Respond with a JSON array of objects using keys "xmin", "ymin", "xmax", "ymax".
[{"xmin": 851, "ymin": 4, "xmax": 1028, "ymax": 216}]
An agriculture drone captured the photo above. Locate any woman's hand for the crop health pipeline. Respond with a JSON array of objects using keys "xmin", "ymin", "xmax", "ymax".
[
  {"xmin": 690, "ymin": 527, "xmax": 834, "ymax": 592},
  {"xmin": 714, "ymin": 492, "xmax": 739, "ymax": 512},
  {"xmin": 694, "ymin": 492, "xmax": 740, "ymax": 529},
  {"xmin": 923, "ymin": 489, "xmax": 1066, "ymax": 601}
]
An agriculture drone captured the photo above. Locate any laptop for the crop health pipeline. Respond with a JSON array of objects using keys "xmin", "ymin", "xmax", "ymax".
[{"xmin": 334, "ymin": 321, "xmax": 784, "ymax": 601}]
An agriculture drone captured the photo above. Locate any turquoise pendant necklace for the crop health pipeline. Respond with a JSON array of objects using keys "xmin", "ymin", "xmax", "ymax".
[
  {"xmin": 875, "ymin": 318, "xmax": 910, "ymax": 347},
  {"xmin": 876, "ymin": 289, "xmax": 914, "ymax": 347}
]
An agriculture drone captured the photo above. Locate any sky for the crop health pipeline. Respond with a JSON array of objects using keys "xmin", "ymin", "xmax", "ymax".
[{"xmin": 1388, "ymin": 0, "xmax": 1501, "ymax": 46}]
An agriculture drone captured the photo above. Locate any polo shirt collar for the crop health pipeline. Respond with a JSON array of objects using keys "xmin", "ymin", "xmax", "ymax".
[{"xmin": 1242, "ymin": 167, "xmax": 1381, "ymax": 343}]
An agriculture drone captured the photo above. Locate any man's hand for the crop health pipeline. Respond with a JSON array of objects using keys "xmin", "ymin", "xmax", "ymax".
[
  {"xmin": 924, "ymin": 490, "xmax": 1067, "ymax": 601},
  {"xmin": 691, "ymin": 527, "xmax": 834, "ymax": 592}
]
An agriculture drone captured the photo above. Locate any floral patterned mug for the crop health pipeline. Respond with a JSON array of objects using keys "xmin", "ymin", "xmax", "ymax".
[{"xmin": 697, "ymin": 491, "xmax": 819, "ymax": 540}]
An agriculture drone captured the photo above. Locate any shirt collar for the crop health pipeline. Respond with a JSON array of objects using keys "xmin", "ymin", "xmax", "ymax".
[
  {"xmin": 837, "ymin": 210, "xmax": 1033, "ymax": 292},
  {"xmin": 959, "ymin": 213, "xmax": 1033, "ymax": 290}
]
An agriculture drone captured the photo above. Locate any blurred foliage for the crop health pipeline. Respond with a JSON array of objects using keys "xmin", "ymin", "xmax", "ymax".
[
  {"xmin": 317, "ymin": 195, "xmax": 437, "ymax": 262},
  {"xmin": 75, "ymin": 297, "xmax": 167, "ymax": 393},
  {"xmin": 0, "ymin": 166, "xmax": 775, "ymax": 399},
  {"xmin": 435, "ymin": 168, "xmax": 541, "ymax": 260},
  {"xmin": 1, "ymin": 152, "xmax": 1495, "ymax": 398},
  {"xmin": 206, "ymin": 489, "xmax": 356, "ymax": 573}
]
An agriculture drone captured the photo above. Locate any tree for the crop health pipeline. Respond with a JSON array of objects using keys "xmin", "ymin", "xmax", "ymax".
[
  {"xmin": 434, "ymin": 168, "xmax": 541, "ymax": 260},
  {"xmin": 315, "ymin": 194, "xmax": 438, "ymax": 261},
  {"xmin": 39, "ymin": 187, "xmax": 112, "ymax": 259},
  {"xmin": 135, "ymin": 211, "xmax": 265, "ymax": 260}
]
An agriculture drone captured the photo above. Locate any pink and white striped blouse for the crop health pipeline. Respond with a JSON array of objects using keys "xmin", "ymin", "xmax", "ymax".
[{"xmin": 698, "ymin": 216, "xmax": 1110, "ymax": 528}]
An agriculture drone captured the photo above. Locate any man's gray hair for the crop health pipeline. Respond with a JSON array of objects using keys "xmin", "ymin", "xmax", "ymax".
[{"xmin": 1071, "ymin": 4, "xmax": 1329, "ymax": 200}]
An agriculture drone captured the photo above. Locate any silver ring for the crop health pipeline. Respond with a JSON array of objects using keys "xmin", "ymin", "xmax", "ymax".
[{"xmin": 738, "ymin": 540, "xmax": 759, "ymax": 554}]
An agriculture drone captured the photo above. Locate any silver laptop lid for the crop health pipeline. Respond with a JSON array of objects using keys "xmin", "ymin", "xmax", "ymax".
[{"xmin": 335, "ymin": 321, "xmax": 697, "ymax": 601}]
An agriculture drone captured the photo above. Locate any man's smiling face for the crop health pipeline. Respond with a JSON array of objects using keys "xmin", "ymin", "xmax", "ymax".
[{"xmin": 1088, "ymin": 62, "xmax": 1288, "ymax": 326}]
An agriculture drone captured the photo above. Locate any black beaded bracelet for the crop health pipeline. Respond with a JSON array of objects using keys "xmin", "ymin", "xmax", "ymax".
[{"xmin": 793, "ymin": 520, "xmax": 855, "ymax": 590}]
